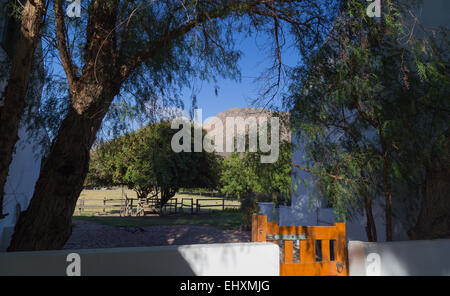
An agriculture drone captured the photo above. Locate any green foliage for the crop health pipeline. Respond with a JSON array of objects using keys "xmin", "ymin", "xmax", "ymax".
[
  {"xmin": 219, "ymin": 141, "xmax": 292, "ymax": 205},
  {"xmin": 286, "ymin": 0, "xmax": 449, "ymax": 224},
  {"xmin": 240, "ymin": 192, "xmax": 275, "ymax": 230},
  {"xmin": 88, "ymin": 121, "xmax": 220, "ymax": 205},
  {"xmin": 219, "ymin": 152, "xmax": 261, "ymax": 199}
]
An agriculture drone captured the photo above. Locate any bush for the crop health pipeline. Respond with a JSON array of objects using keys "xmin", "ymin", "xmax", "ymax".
[{"xmin": 240, "ymin": 193, "xmax": 274, "ymax": 231}]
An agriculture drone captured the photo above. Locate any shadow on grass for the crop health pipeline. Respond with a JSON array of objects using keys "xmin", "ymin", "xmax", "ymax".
[{"xmin": 73, "ymin": 209, "xmax": 242, "ymax": 230}]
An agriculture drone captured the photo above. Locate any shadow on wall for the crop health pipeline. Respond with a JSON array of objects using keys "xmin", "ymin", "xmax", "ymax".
[
  {"xmin": 0, "ymin": 243, "xmax": 279, "ymax": 276},
  {"xmin": 348, "ymin": 239, "xmax": 450, "ymax": 276}
]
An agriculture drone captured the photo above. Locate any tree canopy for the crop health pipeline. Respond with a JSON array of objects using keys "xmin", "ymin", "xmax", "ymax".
[
  {"xmin": 219, "ymin": 141, "xmax": 292, "ymax": 204},
  {"xmin": 6, "ymin": 0, "xmax": 342, "ymax": 251},
  {"xmin": 286, "ymin": 0, "xmax": 449, "ymax": 241},
  {"xmin": 89, "ymin": 121, "xmax": 220, "ymax": 206}
]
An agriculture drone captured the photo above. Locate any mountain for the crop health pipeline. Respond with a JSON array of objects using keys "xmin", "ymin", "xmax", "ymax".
[{"xmin": 204, "ymin": 107, "xmax": 291, "ymax": 157}]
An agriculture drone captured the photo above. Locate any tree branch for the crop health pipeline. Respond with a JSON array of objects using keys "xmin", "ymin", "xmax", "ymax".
[
  {"xmin": 54, "ymin": 0, "xmax": 77, "ymax": 90},
  {"xmin": 291, "ymin": 162, "xmax": 345, "ymax": 181},
  {"xmin": 118, "ymin": 0, "xmax": 311, "ymax": 81}
]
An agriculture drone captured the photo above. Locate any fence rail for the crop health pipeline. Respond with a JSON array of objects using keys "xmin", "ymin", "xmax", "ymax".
[{"xmin": 76, "ymin": 195, "xmax": 239, "ymax": 216}]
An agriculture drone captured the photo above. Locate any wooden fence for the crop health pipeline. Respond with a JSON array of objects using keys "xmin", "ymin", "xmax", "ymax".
[
  {"xmin": 137, "ymin": 198, "xmax": 179, "ymax": 215},
  {"xmin": 76, "ymin": 197, "xmax": 126, "ymax": 215},
  {"xmin": 76, "ymin": 196, "xmax": 239, "ymax": 216},
  {"xmin": 196, "ymin": 199, "xmax": 227, "ymax": 213},
  {"xmin": 251, "ymin": 214, "xmax": 348, "ymax": 276}
]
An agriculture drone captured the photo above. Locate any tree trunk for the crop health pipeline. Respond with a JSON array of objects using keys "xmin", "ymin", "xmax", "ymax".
[
  {"xmin": 7, "ymin": 77, "xmax": 121, "ymax": 251},
  {"xmin": 7, "ymin": 0, "xmax": 121, "ymax": 250},
  {"xmin": 409, "ymin": 132, "xmax": 450, "ymax": 240},
  {"xmin": 380, "ymin": 137, "xmax": 393, "ymax": 241},
  {"xmin": 7, "ymin": 105, "xmax": 108, "ymax": 250},
  {"xmin": 0, "ymin": 0, "xmax": 45, "ymax": 219},
  {"xmin": 364, "ymin": 191, "xmax": 377, "ymax": 242},
  {"xmin": 360, "ymin": 169, "xmax": 377, "ymax": 242},
  {"xmin": 382, "ymin": 165, "xmax": 393, "ymax": 241},
  {"xmin": 159, "ymin": 189, "xmax": 177, "ymax": 216}
]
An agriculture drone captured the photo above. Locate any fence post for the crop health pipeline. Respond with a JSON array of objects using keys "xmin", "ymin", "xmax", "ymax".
[
  {"xmin": 79, "ymin": 197, "xmax": 84, "ymax": 215},
  {"xmin": 130, "ymin": 199, "xmax": 134, "ymax": 216},
  {"xmin": 103, "ymin": 197, "xmax": 106, "ymax": 214},
  {"xmin": 251, "ymin": 214, "xmax": 267, "ymax": 242},
  {"xmin": 196, "ymin": 199, "xmax": 199, "ymax": 213},
  {"xmin": 222, "ymin": 199, "xmax": 225, "ymax": 211},
  {"xmin": 191, "ymin": 199, "xmax": 193, "ymax": 214},
  {"xmin": 335, "ymin": 222, "xmax": 348, "ymax": 276}
]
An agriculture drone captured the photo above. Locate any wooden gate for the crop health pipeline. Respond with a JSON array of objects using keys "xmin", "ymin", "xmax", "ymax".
[{"xmin": 251, "ymin": 214, "xmax": 348, "ymax": 276}]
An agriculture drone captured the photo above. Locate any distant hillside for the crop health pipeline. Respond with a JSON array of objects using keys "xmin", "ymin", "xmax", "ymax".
[{"xmin": 204, "ymin": 107, "xmax": 291, "ymax": 157}]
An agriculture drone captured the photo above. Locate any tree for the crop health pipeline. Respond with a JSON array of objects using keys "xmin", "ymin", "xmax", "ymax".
[
  {"xmin": 409, "ymin": 130, "xmax": 450, "ymax": 239},
  {"xmin": 219, "ymin": 141, "xmax": 292, "ymax": 203},
  {"xmin": 0, "ymin": 0, "xmax": 46, "ymax": 219},
  {"xmin": 8, "ymin": 0, "xmax": 338, "ymax": 250},
  {"xmin": 89, "ymin": 121, "xmax": 220, "ymax": 209},
  {"xmin": 286, "ymin": 0, "xmax": 449, "ymax": 241},
  {"xmin": 220, "ymin": 152, "xmax": 262, "ymax": 199}
]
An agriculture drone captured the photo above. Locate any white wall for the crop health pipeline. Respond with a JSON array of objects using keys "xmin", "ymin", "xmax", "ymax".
[
  {"xmin": 0, "ymin": 242, "xmax": 280, "ymax": 276},
  {"xmin": 284, "ymin": 134, "xmax": 409, "ymax": 241},
  {"xmin": 348, "ymin": 239, "xmax": 450, "ymax": 276},
  {"xmin": 0, "ymin": 41, "xmax": 46, "ymax": 251}
]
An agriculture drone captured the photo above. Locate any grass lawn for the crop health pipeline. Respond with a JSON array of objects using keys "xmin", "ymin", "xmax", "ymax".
[
  {"xmin": 77, "ymin": 189, "xmax": 240, "ymax": 213},
  {"xmin": 72, "ymin": 210, "xmax": 243, "ymax": 230}
]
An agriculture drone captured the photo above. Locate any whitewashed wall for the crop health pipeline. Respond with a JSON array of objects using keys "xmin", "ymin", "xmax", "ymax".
[
  {"xmin": 0, "ymin": 40, "xmax": 46, "ymax": 251},
  {"xmin": 0, "ymin": 243, "xmax": 280, "ymax": 276},
  {"xmin": 282, "ymin": 133, "xmax": 413, "ymax": 242},
  {"xmin": 348, "ymin": 239, "xmax": 450, "ymax": 276}
]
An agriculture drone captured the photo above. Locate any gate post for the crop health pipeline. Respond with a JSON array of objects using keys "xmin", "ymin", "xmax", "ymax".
[
  {"xmin": 335, "ymin": 222, "xmax": 348, "ymax": 276},
  {"xmin": 251, "ymin": 214, "xmax": 267, "ymax": 242}
]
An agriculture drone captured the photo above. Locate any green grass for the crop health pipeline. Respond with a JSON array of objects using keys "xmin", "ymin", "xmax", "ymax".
[
  {"xmin": 73, "ymin": 209, "xmax": 243, "ymax": 230},
  {"xmin": 76, "ymin": 189, "xmax": 240, "ymax": 214}
]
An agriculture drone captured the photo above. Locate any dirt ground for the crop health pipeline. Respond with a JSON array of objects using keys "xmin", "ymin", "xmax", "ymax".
[{"xmin": 64, "ymin": 220, "xmax": 251, "ymax": 249}]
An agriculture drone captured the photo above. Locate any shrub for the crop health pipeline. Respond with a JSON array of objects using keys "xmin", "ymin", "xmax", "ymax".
[{"xmin": 240, "ymin": 193, "xmax": 274, "ymax": 231}]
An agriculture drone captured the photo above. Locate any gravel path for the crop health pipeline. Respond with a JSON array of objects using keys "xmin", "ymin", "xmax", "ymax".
[{"xmin": 64, "ymin": 220, "xmax": 251, "ymax": 249}]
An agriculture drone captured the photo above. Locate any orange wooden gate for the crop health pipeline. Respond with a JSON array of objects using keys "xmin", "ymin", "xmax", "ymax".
[{"xmin": 251, "ymin": 214, "xmax": 348, "ymax": 276}]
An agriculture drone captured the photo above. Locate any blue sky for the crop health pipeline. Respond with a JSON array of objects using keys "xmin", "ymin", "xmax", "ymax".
[{"xmin": 180, "ymin": 31, "xmax": 301, "ymax": 121}]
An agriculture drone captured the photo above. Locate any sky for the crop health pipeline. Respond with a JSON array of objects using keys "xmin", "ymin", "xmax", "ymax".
[
  {"xmin": 39, "ymin": 2, "xmax": 339, "ymax": 139},
  {"xmin": 187, "ymin": 0, "xmax": 450, "ymax": 121},
  {"xmin": 179, "ymin": 31, "xmax": 301, "ymax": 121}
]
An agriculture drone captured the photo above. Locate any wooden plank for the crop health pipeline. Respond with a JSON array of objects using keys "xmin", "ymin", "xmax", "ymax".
[
  {"xmin": 284, "ymin": 241, "xmax": 293, "ymax": 264},
  {"xmin": 251, "ymin": 214, "xmax": 258, "ymax": 242},
  {"xmin": 300, "ymin": 240, "xmax": 315, "ymax": 263},
  {"xmin": 335, "ymin": 222, "xmax": 348, "ymax": 275},
  {"xmin": 278, "ymin": 225, "xmax": 340, "ymax": 240},
  {"xmin": 266, "ymin": 222, "xmax": 279, "ymax": 245},
  {"xmin": 279, "ymin": 226, "xmax": 294, "ymax": 264},
  {"xmin": 322, "ymin": 240, "xmax": 331, "ymax": 262},
  {"xmin": 76, "ymin": 205, "xmax": 123, "ymax": 208},
  {"xmin": 266, "ymin": 222, "xmax": 279, "ymax": 235},
  {"xmin": 256, "ymin": 214, "xmax": 267, "ymax": 242},
  {"xmin": 280, "ymin": 262, "xmax": 337, "ymax": 276}
]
